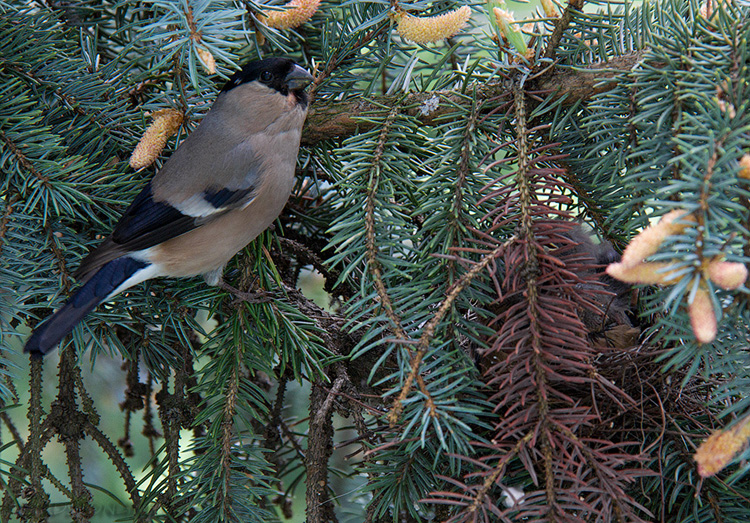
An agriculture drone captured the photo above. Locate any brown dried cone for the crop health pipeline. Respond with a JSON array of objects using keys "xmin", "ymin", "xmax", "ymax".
[
  {"xmin": 196, "ymin": 46, "xmax": 216, "ymax": 74},
  {"xmin": 129, "ymin": 109, "xmax": 184, "ymax": 170}
]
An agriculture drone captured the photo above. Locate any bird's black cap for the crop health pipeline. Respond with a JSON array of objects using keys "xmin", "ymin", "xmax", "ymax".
[{"xmin": 221, "ymin": 57, "xmax": 313, "ymax": 103}]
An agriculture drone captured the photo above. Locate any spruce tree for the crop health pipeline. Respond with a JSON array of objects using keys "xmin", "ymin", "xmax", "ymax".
[{"xmin": 2, "ymin": 0, "xmax": 750, "ymax": 521}]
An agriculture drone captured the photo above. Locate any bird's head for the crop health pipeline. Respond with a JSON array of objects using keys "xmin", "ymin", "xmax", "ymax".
[{"xmin": 222, "ymin": 57, "xmax": 313, "ymax": 108}]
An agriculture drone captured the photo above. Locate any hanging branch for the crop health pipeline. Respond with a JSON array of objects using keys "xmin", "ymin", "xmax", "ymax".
[
  {"xmin": 305, "ymin": 374, "xmax": 339, "ymax": 523},
  {"xmin": 510, "ymin": 79, "xmax": 560, "ymax": 509},
  {"xmin": 365, "ymin": 108, "xmax": 408, "ymax": 341},
  {"xmin": 388, "ymin": 237, "xmax": 514, "ymax": 425}
]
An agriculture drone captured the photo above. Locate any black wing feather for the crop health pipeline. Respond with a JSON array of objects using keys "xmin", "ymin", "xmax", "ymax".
[
  {"xmin": 202, "ymin": 186, "xmax": 256, "ymax": 209},
  {"xmin": 110, "ymin": 183, "xmax": 200, "ymax": 251}
]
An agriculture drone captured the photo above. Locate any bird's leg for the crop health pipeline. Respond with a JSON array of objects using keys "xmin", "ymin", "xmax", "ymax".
[
  {"xmin": 203, "ymin": 266, "xmax": 225, "ymax": 287},
  {"xmin": 204, "ymin": 265, "xmax": 270, "ymax": 303}
]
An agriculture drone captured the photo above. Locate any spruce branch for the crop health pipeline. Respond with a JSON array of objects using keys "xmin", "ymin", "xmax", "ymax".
[
  {"xmin": 511, "ymin": 79, "xmax": 558, "ymax": 511},
  {"xmin": 301, "ymin": 53, "xmax": 647, "ymax": 146},
  {"xmin": 1, "ymin": 414, "xmax": 56, "ymax": 521},
  {"xmin": 388, "ymin": 237, "xmax": 513, "ymax": 425},
  {"xmin": 365, "ymin": 107, "xmax": 408, "ymax": 342},
  {"xmin": 445, "ymin": 96, "xmax": 483, "ymax": 280},
  {"xmin": 82, "ymin": 421, "xmax": 142, "ymax": 507},
  {"xmin": 0, "ymin": 129, "xmax": 48, "ymax": 185},
  {"xmin": 305, "ymin": 374, "xmax": 337, "ymax": 523},
  {"xmin": 4, "ymin": 0, "xmax": 750, "ymax": 520},
  {"xmin": 45, "ymin": 224, "xmax": 72, "ymax": 294},
  {"xmin": 264, "ymin": 374, "xmax": 292, "ymax": 513},
  {"xmin": 220, "ymin": 361, "xmax": 239, "ymax": 520},
  {"xmin": 274, "ymin": 234, "xmax": 353, "ymax": 299},
  {"xmin": 26, "ymin": 357, "xmax": 49, "ymax": 520},
  {"xmin": 0, "ymin": 193, "xmax": 19, "ymax": 255},
  {"xmin": 542, "ymin": 0, "xmax": 586, "ymax": 61},
  {"xmin": 156, "ymin": 376, "xmax": 182, "ymax": 516},
  {"xmin": 57, "ymin": 348, "xmax": 94, "ymax": 521},
  {"xmin": 119, "ymin": 356, "xmax": 144, "ymax": 458},
  {"xmin": 467, "ymin": 432, "xmax": 533, "ymax": 515},
  {"xmin": 0, "ymin": 410, "xmax": 23, "ymax": 453},
  {"xmin": 306, "ymin": 24, "xmax": 389, "ymax": 104}
]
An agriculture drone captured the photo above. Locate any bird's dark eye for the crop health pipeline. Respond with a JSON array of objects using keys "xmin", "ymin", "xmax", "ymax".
[{"xmin": 260, "ymin": 70, "xmax": 273, "ymax": 83}]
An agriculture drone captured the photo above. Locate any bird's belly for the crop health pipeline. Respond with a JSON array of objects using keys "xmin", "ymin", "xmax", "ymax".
[{"xmin": 150, "ymin": 178, "xmax": 293, "ymax": 278}]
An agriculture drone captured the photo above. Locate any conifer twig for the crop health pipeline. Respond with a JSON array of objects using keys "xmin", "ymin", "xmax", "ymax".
[
  {"xmin": 388, "ymin": 237, "xmax": 514, "ymax": 425},
  {"xmin": 302, "ymin": 53, "xmax": 647, "ymax": 146},
  {"xmin": 365, "ymin": 107, "xmax": 407, "ymax": 341}
]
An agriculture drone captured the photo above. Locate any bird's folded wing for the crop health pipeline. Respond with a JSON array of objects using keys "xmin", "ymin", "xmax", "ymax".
[
  {"xmin": 109, "ymin": 183, "xmax": 202, "ymax": 251},
  {"xmin": 74, "ymin": 181, "xmax": 256, "ymax": 280},
  {"xmin": 76, "ymin": 121, "xmax": 263, "ymax": 280}
]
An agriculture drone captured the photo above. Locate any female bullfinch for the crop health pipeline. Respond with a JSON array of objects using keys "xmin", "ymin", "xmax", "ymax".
[{"xmin": 25, "ymin": 57, "xmax": 313, "ymax": 356}]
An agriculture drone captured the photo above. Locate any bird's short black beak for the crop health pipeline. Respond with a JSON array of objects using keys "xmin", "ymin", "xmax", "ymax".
[{"xmin": 285, "ymin": 64, "xmax": 314, "ymax": 91}]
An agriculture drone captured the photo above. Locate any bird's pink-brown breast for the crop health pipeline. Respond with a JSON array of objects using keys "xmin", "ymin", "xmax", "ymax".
[{"xmin": 147, "ymin": 87, "xmax": 308, "ymax": 277}]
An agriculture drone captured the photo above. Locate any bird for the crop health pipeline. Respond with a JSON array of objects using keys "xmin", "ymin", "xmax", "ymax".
[
  {"xmin": 24, "ymin": 57, "xmax": 313, "ymax": 357},
  {"xmin": 562, "ymin": 224, "xmax": 633, "ymax": 331}
]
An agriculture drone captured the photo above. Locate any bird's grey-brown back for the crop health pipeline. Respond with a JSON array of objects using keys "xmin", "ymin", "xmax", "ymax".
[{"xmin": 152, "ymin": 77, "xmax": 308, "ymax": 206}]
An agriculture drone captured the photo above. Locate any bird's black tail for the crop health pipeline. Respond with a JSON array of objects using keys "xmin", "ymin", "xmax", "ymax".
[{"xmin": 24, "ymin": 257, "xmax": 147, "ymax": 357}]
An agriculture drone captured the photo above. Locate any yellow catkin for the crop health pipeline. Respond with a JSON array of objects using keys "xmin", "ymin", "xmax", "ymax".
[
  {"xmin": 618, "ymin": 209, "xmax": 695, "ymax": 268},
  {"xmin": 707, "ymin": 259, "xmax": 748, "ymax": 290},
  {"xmin": 605, "ymin": 261, "xmax": 681, "ymax": 285},
  {"xmin": 395, "ymin": 6, "xmax": 471, "ymax": 44},
  {"xmin": 129, "ymin": 109, "xmax": 184, "ymax": 170},
  {"xmin": 262, "ymin": 0, "xmax": 320, "ymax": 30},
  {"xmin": 196, "ymin": 47, "xmax": 216, "ymax": 74},
  {"xmin": 695, "ymin": 415, "xmax": 750, "ymax": 477},
  {"xmin": 689, "ymin": 286, "xmax": 717, "ymax": 343},
  {"xmin": 739, "ymin": 154, "xmax": 750, "ymax": 180}
]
